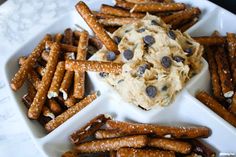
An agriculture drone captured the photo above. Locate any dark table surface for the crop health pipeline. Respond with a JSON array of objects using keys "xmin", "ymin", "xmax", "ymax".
[{"xmin": 209, "ymin": 0, "xmax": 236, "ymax": 14}]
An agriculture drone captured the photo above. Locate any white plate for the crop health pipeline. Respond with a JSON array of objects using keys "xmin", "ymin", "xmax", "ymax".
[{"xmin": 3, "ymin": 0, "xmax": 236, "ymax": 156}]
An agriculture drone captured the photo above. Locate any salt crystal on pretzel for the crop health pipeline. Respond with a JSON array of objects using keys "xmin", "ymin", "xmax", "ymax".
[
  {"xmin": 28, "ymin": 43, "xmax": 60, "ymax": 119},
  {"xmin": 115, "ymin": 0, "xmax": 135, "ymax": 10},
  {"xmin": 61, "ymin": 151, "xmax": 77, "ymax": 157},
  {"xmin": 65, "ymin": 60, "xmax": 123, "ymax": 74},
  {"xmin": 100, "ymin": 4, "xmax": 145, "ymax": 18},
  {"xmin": 11, "ymin": 34, "xmax": 52, "ymax": 91},
  {"xmin": 106, "ymin": 120, "xmax": 210, "ymax": 138},
  {"xmin": 54, "ymin": 33, "xmax": 63, "ymax": 43},
  {"xmin": 45, "ymin": 92, "xmax": 98, "ymax": 132},
  {"xmin": 226, "ymin": 33, "xmax": 236, "ymax": 87},
  {"xmin": 205, "ymin": 46, "xmax": 224, "ymax": 101},
  {"xmin": 193, "ymin": 36, "xmax": 226, "ymax": 46},
  {"xmin": 179, "ymin": 17, "xmax": 198, "ymax": 32},
  {"xmin": 117, "ymin": 148, "xmax": 175, "ymax": 157},
  {"xmin": 75, "ymin": 1, "xmax": 119, "ymax": 54},
  {"xmin": 74, "ymin": 135, "xmax": 148, "ymax": 153},
  {"xmin": 99, "ymin": 17, "xmax": 139, "ymax": 26},
  {"xmin": 196, "ymin": 91, "xmax": 236, "ymax": 127},
  {"xmin": 73, "ymin": 31, "xmax": 89, "ymax": 99},
  {"xmin": 214, "ymin": 46, "xmax": 234, "ymax": 98},
  {"xmin": 41, "ymin": 50, "xmax": 49, "ymax": 62},
  {"xmin": 47, "ymin": 99, "xmax": 63, "ymax": 115},
  {"xmin": 70, "ymin": 114, "xmax": 111, "ymax": 144},
  {"xmin": 48, "ymin": 61, "xmax": 65, "ymax": 99},
  {"xmin": 130, "ymin": 3, "xmax": 186, "ymax": 13},
  {"xmin": 46, "ymin": 41, "xmax": 77, "ymax": 52},
  {"xmin": 74, "ymin": 31, "xmax": 103, "ymax": 50},
  {"xmin": 190, "ymin": 139, "xmax": 216, "ymax": 157},
  {"xmin": 64, "ymin": 89, "xmax": 77, "ymax": 108},
  {"xmin": 95, "ymin": 129, "xmax": 125, "ymax": 139},
  {"xmin": 148, "ymin": 138, "xmax": 192, "ymax": 154}
]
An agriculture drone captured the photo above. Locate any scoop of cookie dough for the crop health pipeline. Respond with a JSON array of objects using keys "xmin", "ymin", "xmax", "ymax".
[{"xmin": 96, "ymin": 14, "xmax": 203, "ymax": 110}]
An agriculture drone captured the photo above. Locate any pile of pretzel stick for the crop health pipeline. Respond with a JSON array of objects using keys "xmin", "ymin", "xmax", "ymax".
[
  {"xmin": 91, "ymin": 0, "xmax": 201, "ymax": 33},
  {"xmin": 62, "ymin": 114, "xmax": 215, "ymax": 157},
  {"xmin": 11, "ymin": 28, "xmax": 105, "ymax": 132},
  {"xmin": 194, "ymin": 32, "xmax": 236, "ymax": 128}
]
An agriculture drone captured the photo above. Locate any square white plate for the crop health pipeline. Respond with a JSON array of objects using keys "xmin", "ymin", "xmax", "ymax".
[{"xmin": 3, "ymin": 0, "xmax": 236, "ymax": 156}]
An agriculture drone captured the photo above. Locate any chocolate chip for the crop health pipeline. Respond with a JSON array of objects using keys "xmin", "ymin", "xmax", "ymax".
[
  {"xmin": 146, "ymin": 85, "xmax": 157, "ymax": 98},
  {"xmin": 138, "ymin": 105, "xmax": 148, "ymax": 110},
  {"xmin": 137, "ymin": 28, "xmax": 145, "ymax": 33},
  {"xmin": 161, "ymin": 56, "xmax": 172, "ymax": 68},
  {"xmin": 184, "ymin": 48, "xmax": 193, "ymax": 56},
  {"xmin": 162, "ymin": 86, "xmax": 168, "ymax": 91},
  {"xmin": 123, "ymin": 49, "xmax": 133, "ymax": 60},
  {"xmin": 137, "ymin": 64, "xmax": 149, "ymax": 76},
  {"xmin": 125, "ymin": 29, "xmax": 131, "ymax": 33},
  {"xmin": 99, "ymin": 72, "xmax": 109, "ymax": 78},
  {"xmin": 106, "ymin": 51, "xmax": 116, "ymax": 61},
  {"xmin": 143, "ymin": 35, "xmax": 155, "ymax": 46},
  {"xmin": 167, "ymin": 30, "xmax": 176, "ymax": 40},
  {"xmin": 113, "ymin": 36, "xmax": 121, "ymax": 44},
  {"xmin": 151, "ymin": 20, "xmax": 159, "ymax": 25},
  {"xmin": 118, "ymin": 79, "xmax": 124, "ymax": 84},
  {"xmin": 173, "ymin": 56, "xmax": 185, "ymax": 63}
]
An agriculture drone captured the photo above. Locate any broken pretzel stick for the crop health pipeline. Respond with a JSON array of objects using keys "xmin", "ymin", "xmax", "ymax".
[
  {"xmin": 11, "ymin": 34, "xmax": 52, "ymax": 91},
  {"xmin": 117, "ymin": 148, "xmax": 175, "ymax": 157},
  {"xmin": 106, "ymin": 120, "xmax": 210, "ymax": 138},
  {"xmin": 46, "ymin": 41, "xmax": 77, "ymax": 52},
  {"xmin": 148, "ymin": 138, "xmax": 192, "ymax": 154},
  {"xmin": 65, "ymin": 60, "xmax": 123, "ymax": 74},
  {"xmin": 190, "ymin": 139, "xmax": 216, "ymax": 157},
  {"xmin": 74, "ymin": 135, "xmax": 148, "ymax": 153},
  {"xmin": 54, "ymin": 33, "xmax": 63, "ymax": 43},
  {"xmin": 95, "ymin": 129, "xmax": 125, "ymax": 139},
  {"xmin": 70, "ymin": 114, "xmax": 111, "ymax": 144},
  {"xmin": 45, "ymin": 92, "xmax": 98, "ymax": 132},
  {"xmin": 42, "ymin": 105, "xmax": 55, "ymax": 120},
  {"xmin": 99, "ymin": 17, "xmax": 139, "ymax": 26},
  {"xmin": 179, "ymin": 17, "xmax": 198, "ymax": 32},
  {"xmin": 214, "ymin": 46, "xmax": 234, "ymax": 98},
  {"xmin": 75, "ymin": 1, "xmax": 119, "ymax": 54},
  {"xmin": 64, "ymin": 89, "xmax": 77, "ymax": 108},
  {"xmin": 196, "ymin": 91, "xmax": 236, "ymax": 127},
  {"xmin": 130, "ymin": 3, "xmax": 186, "ymax": 13},
  {"xmin": 193, "ymin": 36, "xmax": 226, "ymax": 46},
  {"xmin": 41, "ymin": 50, "xmax": 49, "ymax": 62},
  {"xmin": 73, "ymin": 31, "xmax": 89, "ymax": 99},
  {"xmin": 226, "ymin": 33, "xmax": 236, "ymax": 86},
  {"xmin": 205, "ymin": 46, "xmax": 224, "ymax": 101},
  {"xmin": 48, "ymin": 61, "xmax": 65, "ymax": 99},
  {"xmin": 47, "ymin": 99, "xmax": 63, "ymax": 115},
  {"xmin": 100, "ymin": 4, "xmax": 145, "ymax": 18},
  {"xmin": 28, "ymin": 43, "xmax": 60, "ymax": 119}
]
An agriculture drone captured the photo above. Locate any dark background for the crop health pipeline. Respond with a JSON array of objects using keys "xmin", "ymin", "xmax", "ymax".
[{"xmin": 209, "ymin": 0, "xmax": 236, "ymax": 14}]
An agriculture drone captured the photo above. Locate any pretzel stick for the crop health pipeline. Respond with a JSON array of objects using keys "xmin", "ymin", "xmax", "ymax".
[
  {"xmin": 60, "ymin": 71, "xmax": 74, "ymax": 100},
  {"xmin": 100, "ymin": 4, "xmax": 145, "ymax": 18},
  {"xmin": 73, "ymin": 31, "xmax": 89, "ymax": 99},
  {"xmin": 214, "ymin": 46, "xmax": 234, "ymax": 98},
  {"xmin": 47, "ymin": 99, "xmax": 63, "ymax": 115},
  {"xmin": 179, "ymin": 18, "xmax": 198, "ymax": 32},
  {"xmin": 18, "ymin": 56, "xmax": 27, "ymax": 65},
  {"xmin": 99, "ymin": 17, "xmax": 139, "ymax": 26},
  {"xmin": 190, "ymin": 139, "xmax": 216, "ymax": 157},
  {"xmin": 116, "ymin": 148, "xmax": 175, "ymax": 157},
  {"xmin": 93, "ymin": 11, "xmax": 117, "ymax": 19},
  {"xmin": 28, "ymin": 43, "xmax": 60, "ymax": 119},
  {"xmin": 28, "ymin": 70, "xmax": 41, "ymax": 90},
  {"xmin": 11, "ymin": 34, "xmax": 52, "ymax": 91},
  {"xmin": 48, "ymin": 61, "xmax": 65, "ymax": 98},
  {"xmin": 74, "ymin": 135, "xmax": 148, "ymax": 153},
  {"xmin": 65, "ymin": 60, "xmax": 123, "ymax": 74},
  {"xmin": 61, "ymin": 151, "xmax": 77, "ymax": 157},
  {"xmin": 230, "ymin": 93, "xmax": 236, "ymax": 116},
  {"xmin": 205, "ymin": 46, "xmax": 224, "ymax": 101},
  {"xmin": 36, "ymin": 65, "xmax": 46, "ymax": 77},
  {"xmin": 75, "ymin": 1, "xmax": 119, "ymax": 54},
  {"xmin": 46, "ymin": 41, "xmax": 77, "ymax": 52},
  {"xmin": 106, "ymin": 120, "xmax": 210, "ymax": 138},
  {"xmin": 226, "ymin": 33, "xmax": 236, "ymax": 86},
  {"xmin": 115, "ymin": 0, "xmax": 135, "ymax": 10},
  {"xmin": 148, "ymin": 138, "xmax": 192, "ymax": 154},
  {"xmin": 95, "ymin": 129, "xmax": 125, "ymax": 139},
  {"xmin": 130, "ymin": 3, "xmax": 186, "ymax": 13},
  {"xmin": 196, "ymin": 91, "xmax": 236, "ymax": 127},
  {"xmin": 41, "ymin": 50, "xmax": 49, "ymax": 62},
  {"xmin": 193, "ymin": 36, "xmax": 226, "ymax": 46},
  {"xmin": 64, "ymin": 89, "xmax": 77, "ymax": 108},
  {"xmin": 74, "ymin": 31, "xmax": 103, "ymax": 50},
  {"xmin": 64, "ymin": 28, "xmax": 73, "ymax": 45},
  {"xmin": 70, "ymin": 114, "xmax": 111, "ymax": 144},
  {"xmin": 42, "ymin": 106, "xmax": 55, "ymax": 120},
  {"xmin": 126, "ymin": 0, "xmax": 171, "ymax": 3},
  {"xmin": 45, "ymin": 92, "xmax": 98, "ymax": 132},
  {"xmin": 54, "ymin": 33, "xmax": 63, "ymax": 43}
]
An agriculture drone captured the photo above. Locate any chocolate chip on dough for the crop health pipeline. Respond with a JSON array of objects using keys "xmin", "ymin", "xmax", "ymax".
[
  {"xmin": 167, "ymin": 30, "xmax": 176, "ymax": 40},
  {"xmin": 113, "ymin": 36, "xmax": 121, "ymax": 44},
  {"xmin": 151, "ymin": 20, "xmax": 159, "ymax": 26},
  {"xmin": 143, "ymin": 35, "xmax": 155, "ymax": 46},
  {"xmin": 137, "ymin": 28, "xmax": 145, "ymax": 33},
  {"xmin": 173, "ymin": 56, "xmax": 185, "ymax": 63},
  {"xmin": 161, "ymin": 56, "xmax": 172, "ymax": 68},
  {"xmin": 184, "ymin": 48, "xmax": 193, "ymax": 56},
  {"xmin": 106, "ymin": 51, "xmax": 116, "ymax": 61},
  {"xmin": 123, "ymin": 49, "xmax": 134, "ymax": 60},
  {"xmin": 146, "ymin": 85, "xmax": 157, "ymax": 98}
]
